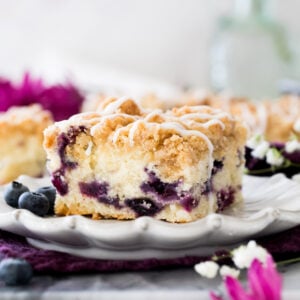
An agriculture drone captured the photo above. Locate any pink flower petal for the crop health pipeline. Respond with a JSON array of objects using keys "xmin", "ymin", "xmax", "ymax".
[
  {"xmin": 225, "ymin": 276, "xmax": 252, "ymax": 300},
  {"xmin": 248, "ymin": 256, "xmax": 282, "ymax": 300},
  {"xmin": 248, "ymin": 259, "xmax": 268, "ymax": 299},
  {"xmin": 264, "ymin": 256, "xmax": 282, "ymax": 300},
  {"xmin": 210, "ymin": 291, "xmax": 224, "ymax": 300}
]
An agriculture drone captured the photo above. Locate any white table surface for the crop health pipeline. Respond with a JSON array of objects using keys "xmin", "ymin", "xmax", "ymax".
[{"xmin": 0, "ymin": 262, "xmax": 299, "ymax": 300}]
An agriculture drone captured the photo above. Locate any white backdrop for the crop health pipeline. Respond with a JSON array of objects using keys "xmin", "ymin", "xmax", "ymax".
[{"xmin": 0, "ymin": 0, "xmax": 299, "ymax": 89}]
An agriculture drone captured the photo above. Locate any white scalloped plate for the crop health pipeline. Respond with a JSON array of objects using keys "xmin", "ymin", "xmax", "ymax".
[{"xmin": 0, "ymin": 174, "xmax": 300, "ymax": 260}]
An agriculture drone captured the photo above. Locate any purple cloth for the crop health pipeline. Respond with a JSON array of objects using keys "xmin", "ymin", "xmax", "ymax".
[{"xmin": 0, "ymin": 227, "xmax": 299, "ymax": 274}]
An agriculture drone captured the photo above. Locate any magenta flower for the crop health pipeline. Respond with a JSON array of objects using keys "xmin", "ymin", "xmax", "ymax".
[
  {"xmin": 0, "ymin": 79, "xmax": 19, "ymax": 110},
  {"xmin": 15, "ymin": 72, "xmax": 45, "ymax": 106},
  {"xmin": 39, "ymin": 83, "xmax": 84, "ymax": 121},
  {"xmin": 0, "ymin": 73, "xmax": 84, "ymax": 120},
  {"xmin": 210, "ymin": 255, "xmax": 282, "ymax": 300}
]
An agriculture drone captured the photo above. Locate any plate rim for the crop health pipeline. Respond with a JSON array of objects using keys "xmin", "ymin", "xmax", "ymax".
[{"xmin": 0, "ymin": 174, "xmax": 300, "ymax": 260}]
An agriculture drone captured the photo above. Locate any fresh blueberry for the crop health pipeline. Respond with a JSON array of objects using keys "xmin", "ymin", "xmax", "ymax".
[
  {"xmin": 3, "ymin": 181, "xmax": 29, "ymax": 208},
  {"xmin": 18, "ymin": 192, "xmax": 49, "ymax": 216},
  {"xmin": 0, "ymin": 258, "xmax": 33, "ymax": 286},
  {"xmin": 36, "ymin": 186, "xmax": 56, "ymax": 214}
]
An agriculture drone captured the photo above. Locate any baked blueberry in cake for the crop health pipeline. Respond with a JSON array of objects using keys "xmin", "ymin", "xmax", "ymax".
[
  {"xmin": 0, "ymin": 105, "xmax": 53, "ymax": 184},
  {"xmin": 44, "ymin": 97, "xmax": 248, "ymax": 223}
]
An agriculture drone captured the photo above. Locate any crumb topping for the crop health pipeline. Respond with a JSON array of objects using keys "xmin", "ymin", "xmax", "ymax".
[
  {"xmin": 0, "ymin": 104, "xmax": 53, "ymax": 136},
  {"xmin": 45, "ymin": 97, "xmax": 247, "ymax": 151}
]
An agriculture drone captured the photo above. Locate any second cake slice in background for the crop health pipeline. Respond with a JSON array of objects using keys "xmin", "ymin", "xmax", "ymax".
[{"xmin": 0, "ymin": 105, "xmax": 53, "ymax": 184}]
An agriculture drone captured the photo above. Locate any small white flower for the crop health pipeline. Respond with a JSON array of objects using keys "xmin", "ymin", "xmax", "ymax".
[
  {"xmin": 285, "ymin": 140, "xmax": 300, "ymax": 153},
  {"xmin": 293, "ymin": 119, "xmax": 300, "ymax": 133},
  {"xmin": 251, "ymin": 141, "xmax": 270, "ymax": 159},
  {"xmin": 246, "ymin": 134, "xmax": 264, "ymax": 149},
  {"xmin": 219, "ymin": 265, "xmax": 240, "ymax": 278},
  {"xmin": 266, "ymin": 148, "xmax": 284, "ymax": 166},
  {"xmin": 232, "ymin": 240, "xmax": 268, "ymax": 269},
  {"xmin": 194, "ymin": 261, "xmax": 219, "ymax": 278},
  {"xmin": 292, "ymin": 173, "xmax": 300, "ymax": 183}
]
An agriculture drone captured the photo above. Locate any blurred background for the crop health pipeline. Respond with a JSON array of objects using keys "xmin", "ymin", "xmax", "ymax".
[{"xmin": 0, "ymin": 0, "xmax": 299, "ymax": 98}]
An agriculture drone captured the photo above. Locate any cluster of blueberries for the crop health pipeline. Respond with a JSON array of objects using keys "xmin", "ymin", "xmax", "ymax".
[
  {"xmin": 4, "ymin": 181, "xmax": 56, "ymax": 216},
  {"xmin": 1, "ymin": 181, "xmax": 57, "ymax": 286}
]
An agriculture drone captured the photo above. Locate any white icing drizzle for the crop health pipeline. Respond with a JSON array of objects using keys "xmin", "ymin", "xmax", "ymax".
[
  {"xmin": 112, "ymin": 127, "xmax": 126, "ymax": 144},
  {"xmin": 179, "ymin": 112, "xmax": 229, "ymax": 120},
  {"xmin": 179, "ymin": 116, "xmax": 225, "ymax": 130},
  {"xmin": 90, "ymin": 114, "xmax": 137, "ymax": 136},
  {"xmin": 144, "ymin": 109, "xmax": 163, "ymax": 121},
  {"xmin": 200, "ymin": 119, "xmax": 225, "ymax": 130},
  {"xmin": 159, "ymin": 122, "xmax": 213, "ymax": 148},
  {"xmin": 128, "ymin": 120, "xmax": 145, "ymax": 147},
  {"xmin": 101, "ymin": 96, "xmax": 142, "ymax": 115},
  {"xmin": 113, "ymin": 120, "xmax": 147, "ymax": 146}
]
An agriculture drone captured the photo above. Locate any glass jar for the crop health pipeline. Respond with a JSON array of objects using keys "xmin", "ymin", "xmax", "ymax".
[{"xmin": 210, "ymin": 0, "xmax": 293, "ymax": 99}]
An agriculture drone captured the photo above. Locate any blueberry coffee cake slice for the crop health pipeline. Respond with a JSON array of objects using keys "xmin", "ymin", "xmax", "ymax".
[
  {"xmin": 0, "ymin": 105, "xmax": 53, "ymax": 184},
  {"xmin": 44, "ymin": 97, "xmax": 248, "ymax": 223}
]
